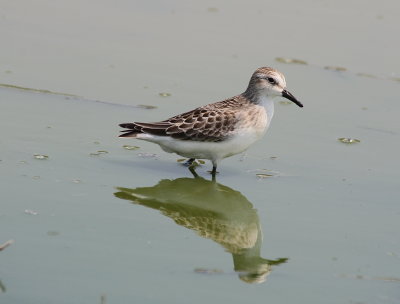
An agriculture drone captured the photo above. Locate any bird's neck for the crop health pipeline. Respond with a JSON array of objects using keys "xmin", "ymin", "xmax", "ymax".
[{"xmin": 243, "ymin": 90, "xmax": 275, "ymax": 121}]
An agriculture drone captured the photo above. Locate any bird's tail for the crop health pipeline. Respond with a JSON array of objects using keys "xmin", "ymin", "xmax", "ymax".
[{"xmin": 119, "ymin": 123, "xmax": 142, "ymax": 138}]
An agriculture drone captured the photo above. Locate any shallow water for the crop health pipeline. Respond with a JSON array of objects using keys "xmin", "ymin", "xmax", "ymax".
[{"xmin": 1, "ymin": 1, "xmax": 400, "ymax": 303}]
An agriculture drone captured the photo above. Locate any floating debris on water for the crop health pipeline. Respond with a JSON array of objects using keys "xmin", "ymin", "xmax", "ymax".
[
  {"xmin": 256, "ymin": 173, "xmax": 274, "ymax": 179},
  {"xmin": 389, "ymin": 76, "xmax": 400, "ymax": 82},
  {"xmin": 0, "ymin": 240, "xmax": 14, "ymax": 252},
  {"xmin": 279, "ymin": 100, "xmax": 292, "ymax": 105},
  {"xmin": 33, "ymin": 154, "xmax": 49, "ymax": 160},
  {"xmin": 275, "ymin": 57, "xmax": 308, "ymax": 65},
  {"xmin": 207, "ymin": 7, "xmax": 219, "ymax": 12},
  {"xmin": 270, "ymin": 156, "xmax": 278, "ymax": 160},
  {"xmin": 159, "ymin": 92, "xmax": 171, "ymax": 97},
  {"xmin": 324, "ymin": 66, "xmax": 347, "ymax": 72},
  {"xmin": 194, "ymin": 268, "xmax": 224, "ymax": 274},
  {"xmin": 338, "ymin": 138, "xmax": 360, "ymax": 144},
  {"xmin": 252, "ymin": 168, "xmax": 279, "ymax": 178},
  {"xmin": 90, "ymin": 150, "xmax": 109, "ymax": 156},
  {"xmin": 71, "ymin": 179, "xmax": 82, "ymax": 184},
  {"xmin": 356, "ymin": 72, "xmax": 378, "ymax": 79},
  {"xmin": 123, "ymin": 145, "xmax": 140, "ymax": 150},
  {"xmin": 138, "ymin": 153, "xmax": 158, "ymax": 159},
  {"xmin": 24, "ymin": 209, "xmax": 38, "ymax": 215},
  {"xmin": 137, "ymin": 104, "xmax": 157, "ymax": 109}
]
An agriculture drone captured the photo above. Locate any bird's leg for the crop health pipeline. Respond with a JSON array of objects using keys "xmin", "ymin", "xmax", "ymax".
[
  {"xmin": 188, "ymin": 166, "xmax": 200, "ymax": 178},
  {"xmin": 208, "ymin": 166, "xmax": 218, "ymax": 181},
  {"xmin": 209, "ymin": 160, "xmax": 219, "ymax": 178},
  {"xmin": 183, "ymin": 158, "xmax": 196, "ymax": 166}
]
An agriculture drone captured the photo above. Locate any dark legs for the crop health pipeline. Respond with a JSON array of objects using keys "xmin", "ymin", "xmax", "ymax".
[
  {"xmin": 183, "ymin": 158, "xmax": 218, "ymax": 180},
  {"xmin": 210, "ymin": 165, "xmax": 217, "ymax": 181}
]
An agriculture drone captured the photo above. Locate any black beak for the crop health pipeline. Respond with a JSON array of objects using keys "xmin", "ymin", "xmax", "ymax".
[{"xmin": 282, "ymin": 89, "xmax": 303, "ymax": 108}]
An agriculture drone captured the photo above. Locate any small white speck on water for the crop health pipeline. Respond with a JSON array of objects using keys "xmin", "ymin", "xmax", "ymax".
[
  {"xmin": 159, "ymin": 92, "xmax": 171, "ymax": 97},
  {"xmin": 24, "ymin": 209, "xmax": 38, "ymax": 215},
  {"xmin": 34, "ymin": 154, "xmax": 49, "ymax": 160},
  {"xmin": 72, "ymin": 179, "xmax": 82, "ymax": 184},
  {"xmin": 137, "ymin": 153, "xmax": 158, "ymax": 159}
]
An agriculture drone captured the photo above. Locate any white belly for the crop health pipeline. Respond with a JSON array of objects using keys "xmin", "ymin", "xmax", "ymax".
[{"xmin": 137, "ymin": 129, "xmax": 265, "ymax": 162}]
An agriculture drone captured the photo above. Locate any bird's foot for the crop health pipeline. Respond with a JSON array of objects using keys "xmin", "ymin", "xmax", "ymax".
[{"xmin": 183, "ymin": 158, "xmax": 196, "ymax": 167}]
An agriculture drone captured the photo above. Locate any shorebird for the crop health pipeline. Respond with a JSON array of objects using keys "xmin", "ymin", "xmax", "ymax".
[{"xmin": 119, "ymin": 67, "xmax": 303, "ymax": 175}]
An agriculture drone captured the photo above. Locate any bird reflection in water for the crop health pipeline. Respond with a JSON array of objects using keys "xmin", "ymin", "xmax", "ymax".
[{"xmin": 114, "ymin": 176, "xmax": 287, "ymax": 284}]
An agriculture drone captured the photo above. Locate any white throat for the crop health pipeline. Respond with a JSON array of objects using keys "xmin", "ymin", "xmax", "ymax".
[{"xmin": 258, "ymin": 95, "xmax": 275, "ymax": 127}]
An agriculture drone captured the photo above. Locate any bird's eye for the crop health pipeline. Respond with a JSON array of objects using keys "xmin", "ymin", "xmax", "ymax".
[{"xmin": 267, "ymin": 77, "xmax": 276, "ymax": 84}]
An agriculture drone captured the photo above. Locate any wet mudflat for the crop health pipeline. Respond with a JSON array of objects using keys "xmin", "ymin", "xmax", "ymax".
[{"xmin": 1, "ymin": 1, "xmax": 400, "ymax": 303}]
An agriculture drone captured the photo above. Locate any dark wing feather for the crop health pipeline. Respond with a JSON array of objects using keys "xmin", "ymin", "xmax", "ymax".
[{"xmin": 119, "ymin": 97, "xmax": 243, "ymax": 141}]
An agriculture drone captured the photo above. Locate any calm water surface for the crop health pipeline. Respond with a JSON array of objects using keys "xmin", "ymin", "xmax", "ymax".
[{"xmin": 1, "ymin": 1, "xmax": 400, "ymax": 303}]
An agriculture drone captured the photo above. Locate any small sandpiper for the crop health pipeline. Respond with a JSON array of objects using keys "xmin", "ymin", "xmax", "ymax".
[{"xmin": 119, "ymin": 67, "xmax": 303, "ymax": 175}]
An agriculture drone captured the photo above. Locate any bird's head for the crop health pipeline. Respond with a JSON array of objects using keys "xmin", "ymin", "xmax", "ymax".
[{"xmin": 246, "ymin": 67, "xmax": 303, "ymax": 107}]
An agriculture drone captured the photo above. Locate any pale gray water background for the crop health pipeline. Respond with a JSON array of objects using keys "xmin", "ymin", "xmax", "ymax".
[{"xmin": 1, "ymin": 0, "xmax": 400, "ymax": 303}]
